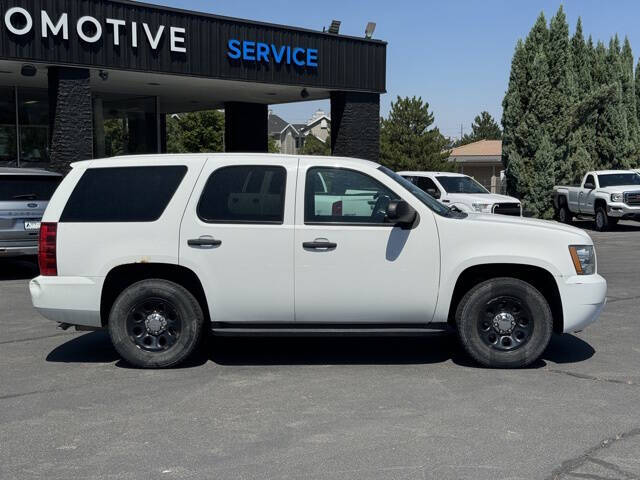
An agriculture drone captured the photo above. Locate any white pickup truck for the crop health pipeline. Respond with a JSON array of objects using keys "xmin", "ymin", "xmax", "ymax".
[
  {"xmin": 399, "ymin": 171, "xmax": 522, "ymax": 216},
  {"xmin": 553, "ymin": 170, "xmax": 640, "ymax": 231},
  {"xmin": 30, "ymin": 154, "xmax": 606, "ymax": 369}
]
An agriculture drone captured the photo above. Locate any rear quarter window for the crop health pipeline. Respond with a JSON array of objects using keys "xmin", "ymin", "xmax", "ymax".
[{"xmin": 60, "ymin": 166, "xmax": 187, "ymax": 222}]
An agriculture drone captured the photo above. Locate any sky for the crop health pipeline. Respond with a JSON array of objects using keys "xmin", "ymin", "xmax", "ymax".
[{"xmin": 147, "ymin": 0, "xmax": 640, "ymax": 140}]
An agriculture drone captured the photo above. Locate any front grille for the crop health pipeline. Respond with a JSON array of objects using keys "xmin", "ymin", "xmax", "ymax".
[
  {"xmin": 492, "ymin": 203, "xmax": 521, "ymax": 216},
  {"xmin": 624, "ymin": 191, "xmax": 640, "ymax": 206}
]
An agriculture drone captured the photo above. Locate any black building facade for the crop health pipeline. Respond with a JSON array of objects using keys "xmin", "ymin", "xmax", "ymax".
[{"xmin": 0, "ymin": 0, "xmax": 386, "ymax": 171}]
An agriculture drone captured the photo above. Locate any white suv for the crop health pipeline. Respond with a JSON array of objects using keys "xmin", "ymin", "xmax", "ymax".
[
  {"xmin": 399, "ymin": 171, "xmax": 522, "ymax": 216},
  {"xmin": 30, "ymin": 154, "xmax": 606, "ymax": 369}
]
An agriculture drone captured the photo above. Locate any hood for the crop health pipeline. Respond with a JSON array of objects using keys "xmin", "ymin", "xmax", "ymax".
[
  {"xmin": 597, "ymin": 185, "xmax": 640, "ymax": 194},
  {"xmin": 463, "ymin": 212, "xmax": 592, "ymax": 242},
  {"xmin": 444, "ymin": 192, "xmax": 520, "ymax": 205}
]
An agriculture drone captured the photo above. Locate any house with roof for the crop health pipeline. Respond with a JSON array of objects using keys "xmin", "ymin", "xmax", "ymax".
[
  {"xmin": 448, "ymin": 139, "xmax": 504, "ymax": 192},
  {"xmin": 268, "ymin": 109, "xmax": 331, "ymax": 154}
]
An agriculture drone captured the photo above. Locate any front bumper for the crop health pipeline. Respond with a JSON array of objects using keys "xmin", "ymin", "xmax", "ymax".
[
  {"xmin": 607, "ymin": 202, "xmax": 640, "ymax": 218},
  {"xmin": 557, "ymin": 274, "xmax": 607, "ymax": 333},
  {"xmin": 29, "ymin": 275, "xmax": 104, "ymax": 327}
]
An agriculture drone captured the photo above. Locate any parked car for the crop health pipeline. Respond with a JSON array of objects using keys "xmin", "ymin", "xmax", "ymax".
[
  {"xmin": 553, "ymin": 170, "xmax": 640, "ymax": 231},
  {"xmin": 30, "ymin": 154, "xmax": 606, "ymax": 369},
  {"xmin": 0, "ymin": 168, "xmax": 62, "ymax": 258},
  {"xmin": 398, "ymin": 171, "xmax": 522, "ymax": 216}
]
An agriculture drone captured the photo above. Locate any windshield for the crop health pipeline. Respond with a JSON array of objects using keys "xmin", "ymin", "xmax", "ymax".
[
  {"xmin": 378, "ymin": 166, "xmax": 463, "ymax": 218},
  {"xmin": 0, "ymin": 175, "xmax": 61, "ymax": 201},
  {"xmin": 436, "ymin": 175, "xmax": 489, "ymax": 194},
  {"xmin": 598, "ymin": 173, "xmax": 640, "ymax": 188}
]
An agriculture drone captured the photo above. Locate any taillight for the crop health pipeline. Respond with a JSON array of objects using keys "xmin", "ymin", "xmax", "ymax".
[{"xmin": 38, "ymin": 222, "xmax": 58, "ymax": 276}]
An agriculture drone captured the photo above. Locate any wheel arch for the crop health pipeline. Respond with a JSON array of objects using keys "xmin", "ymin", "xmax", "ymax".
[
  {"xmin": 447, "ymin": 263, "xmax": 563, "ymax": 334},
  {"xmin": 100, "ymin": 263, "xmax": 210, "ymax": 327}
]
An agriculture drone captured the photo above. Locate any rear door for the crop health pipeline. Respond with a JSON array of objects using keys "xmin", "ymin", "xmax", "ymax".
[
  {"xmin": 0, "ymin": 174, "xmax": 60, "ymax": 251},
  {"xmin": 179, "ymin": 156, "xmax": 296, "ymax": 323}
]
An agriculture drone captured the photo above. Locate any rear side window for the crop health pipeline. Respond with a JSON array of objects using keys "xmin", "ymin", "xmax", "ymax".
[
  {"xmin": 0, "ymin": 175, "xmax": 61, "ymax": 201},
  {"xmin": 197, "ymin": 165, "xmax": 286, "ymax": 223},
  {"xmin": 60, "ymin": 166, "xmax": 187, "ymax": 222}
]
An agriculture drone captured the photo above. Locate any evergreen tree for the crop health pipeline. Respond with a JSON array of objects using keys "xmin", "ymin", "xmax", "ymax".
[
  {"xmin": 526, "ymin": 134, "xmax": 555, "ymax": 219},
  {"xmin": 470, "ymin": 111, "xmax": 502, "ymax": 140},
  {"xmin": 380, "ymin": 96, "xmax": 451, "ymax": 171},
  {"xmin": 621, "ymin": 37, "xmax": 639, "ymax": 156},
  {"xmin": 166, "ymin": 110, "xmax": 224, "ymax": 153}
]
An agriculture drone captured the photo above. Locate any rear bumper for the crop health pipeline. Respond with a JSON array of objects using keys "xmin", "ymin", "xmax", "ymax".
[
  {"xmin": 557, "ymin": 274, "xmax": 607, "ymax": 333},
  {"xmin": 29, "ymin": 275, "xmax": 103, "ymax": 327},
  {"xmin": 0, "ymin": 244, "xmax": 37, "ymax": 257}
]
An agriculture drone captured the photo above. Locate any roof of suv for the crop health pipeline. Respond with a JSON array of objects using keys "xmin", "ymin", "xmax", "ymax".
[
  {"xmin": 0, "ymin": 167, "xmax": 62, "ymax": 176},
  {"xmin": 71, "ymin": 153, "xmax": 381, "ymax": 170},
  {"xmin": 398, "ymin": 171, "xmax": 468, "ymax": 177}
]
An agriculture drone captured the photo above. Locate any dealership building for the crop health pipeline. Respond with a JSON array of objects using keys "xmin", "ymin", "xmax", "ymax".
[{"xmin": 0, "ymin": 0, "xmax": 386, "ymax": 171}]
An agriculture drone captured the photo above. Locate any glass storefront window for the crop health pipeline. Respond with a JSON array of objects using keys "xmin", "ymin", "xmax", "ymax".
[
  {"xmin": 94, "ymin": 95, "xmax": 158, "ymax": 158},
  {"xmin": 0, "ymin": 87, "xmax": 17, "ymax": 167},
  {"xmin": 18, "ymin": 88, "xmax": 50, "ymax": 167}
]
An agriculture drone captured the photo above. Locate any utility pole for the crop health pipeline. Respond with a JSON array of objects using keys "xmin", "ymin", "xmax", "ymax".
[{"xmin": 460, "ymin": 123, "xmax": 463, "ymax": 142}]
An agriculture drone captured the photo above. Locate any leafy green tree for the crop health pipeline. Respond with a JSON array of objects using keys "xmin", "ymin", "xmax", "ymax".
[
  {"xmin": 300, "ymin": 134, "xmax": 331, "ymax": 155},
  {"xmin": 470, "ymin": 111, "xmax": 502, "ymax": 140},
  {"xmin": 380, "ymin": 96, "xmax": 451, "ymax": 171},
  {"xmin": 166, "ymin": 110, "xmax": 224, "ymax": 153},
  {"xmin": 268, "ymin": 136, "xmax": 280, "ymax": 153}
]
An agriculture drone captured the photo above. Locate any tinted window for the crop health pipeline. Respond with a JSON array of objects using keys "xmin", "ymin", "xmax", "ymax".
[
  {"xmin": 60, "ymin": 166, "xmax": 187, "ymax": 222},
  {"xmin": 585, "ymin": 175, "xmax": 596, "ymax": 187},
  {"xmin": 598, "ymin": 173, "xmax": 640, "ymax": 187},
  {"xmin": 0, "ymin": 175, "xmax": 60, "ymax": 201},
  {"xmin": 305, "ymin": 167, "xmax": 400, "ymax": 224},
  {"xmin": 198, "ymin": 166, "xmax": 286, "ymax": 223},
  {"xmin": 436, "ymin": 176, "xmax": 489, "ymax": 194}
]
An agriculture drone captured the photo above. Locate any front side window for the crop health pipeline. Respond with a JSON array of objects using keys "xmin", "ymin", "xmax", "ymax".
[
  {"xmin": 436, "ymin": 175, "xmax": 489, "ymax": 194},
  {"xmin": 60, "ymin": 166, "xmax": 187, "ymax": 222},
  {"xmin": 585, "ymin": 175, "xmax": 596, "ymax": 187},
  {"xmin": 305, "ymin": 167, "xmax": 400, "ymax": 224},
  {"xmin": 598, "ymin": 173, "xmax": 640, "ymax": 187},
  {"xmin": 198, "ymin": 165, "xmax": 286, "ymax": 223}
]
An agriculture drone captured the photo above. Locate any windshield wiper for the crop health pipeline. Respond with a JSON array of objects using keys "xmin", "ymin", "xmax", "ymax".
[{"xmin": 11, "ymin": 193, "xmax": 38, "ymax": 200}]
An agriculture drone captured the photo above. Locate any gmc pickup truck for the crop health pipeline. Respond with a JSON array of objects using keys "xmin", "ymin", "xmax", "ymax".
[
  {"xmin": 30, "ymin": 154, "xmax": 606, "ymax": 369},
  {"xmin": 553, "ymin": 170, "xmax": 640, "ymax": 231}
]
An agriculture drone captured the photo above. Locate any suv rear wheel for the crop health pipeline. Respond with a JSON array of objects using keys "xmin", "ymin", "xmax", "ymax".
[
  {"xmin": 108, "ymin": 279, "xmax": 204, "ymax": 368},
  {"xmin": 455, "ymin": 277, "xmax": 553, "ymax": 368}
]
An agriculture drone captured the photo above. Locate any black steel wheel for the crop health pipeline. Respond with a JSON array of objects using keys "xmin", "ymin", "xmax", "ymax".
[
  {"xmin": 456, "ymin": 277, "xmax": 553, "ymax": 368},
  {"xmin": 108, "ymin": 279, "xmax": 204, "ymax": 368}
]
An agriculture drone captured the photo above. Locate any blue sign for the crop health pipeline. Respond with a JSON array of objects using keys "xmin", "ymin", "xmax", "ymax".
[{"xmin": 227, "ymin": 39, "xmax": 318, "ymax": 68}]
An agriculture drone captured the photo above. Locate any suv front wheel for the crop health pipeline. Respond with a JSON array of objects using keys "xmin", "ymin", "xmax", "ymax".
[
  {"xmin": 108, "ymin": 279, "xmax": 204, "ymax": 368},
  {"xmin": 455, "ymin": 277, "xmax": 553, "ymax": 368}
]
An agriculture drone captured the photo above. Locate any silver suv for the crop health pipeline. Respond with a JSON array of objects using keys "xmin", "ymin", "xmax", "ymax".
[{"xmin": 0, "ymin": 168, "xmax": 61, "ymax": 257}]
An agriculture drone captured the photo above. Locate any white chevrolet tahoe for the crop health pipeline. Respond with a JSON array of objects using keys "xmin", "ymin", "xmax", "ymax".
[
  {"xmin": 554, "ymin": 170, "xmax": 640, "ymax": 231},
  {"xmin": 30, "ymin": 154, "xmax": 606, "ymax": 369},
  {"xmin": 399, "ymin": 171, "xmax": 522, "ymax": 216}
]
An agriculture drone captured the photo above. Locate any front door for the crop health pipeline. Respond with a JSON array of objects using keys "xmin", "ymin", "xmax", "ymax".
[
  {"xmin": 294, "ymin": 160, "xmax": 440, "ymax": 324},
  {"xmin": 179, "ymin": 157, "xmax": 296, "ymax": 323},
  {"xmin": 580, "ymin": 174, "xmax": 598, "ymax": 214}
]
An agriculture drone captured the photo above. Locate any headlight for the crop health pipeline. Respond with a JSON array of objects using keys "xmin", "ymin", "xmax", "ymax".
[
  {"xmin": 611, "ymin": 193, "xmax": 623, "ymax": 202},
  {"xmin": 472, "ymin": 203, "xmax": 492, "ymax": 212},
  {"xmin": 569, "ymin": 245, "xmax": 595, "ymax": 275}
]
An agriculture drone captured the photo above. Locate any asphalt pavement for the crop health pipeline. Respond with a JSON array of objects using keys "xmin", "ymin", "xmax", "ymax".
[{"xmin": 2, "ymin": 220, "xmax": 640, "ymax": 480}]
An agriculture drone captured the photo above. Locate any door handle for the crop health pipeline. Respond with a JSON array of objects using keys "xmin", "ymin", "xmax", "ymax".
[
  {"xmin": 188, "ymin": 237, "xmax": 222, "ymax": 247},
  {"xmin": 442, "ymin": 199, "xmax": 450, "ymax": 203},
  {"xmin": 303, "ymin": 241, "xmax": 337, "ymax": 250}
]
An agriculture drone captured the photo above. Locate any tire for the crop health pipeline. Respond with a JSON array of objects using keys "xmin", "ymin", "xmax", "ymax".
[
  {"xmin": 455, "ymin": 277, "xmax": 553, "ymax": 368},
  {"xmin": 108, "ymin": 279, "xmax": 205, "ymax": 368},
  {"xmin": 594, "ymin": 206, "xmax": 609, "ymax": 232},
  {"xmin": 557, "ymin": 202, "xmax": 572, "ymax": 224}
]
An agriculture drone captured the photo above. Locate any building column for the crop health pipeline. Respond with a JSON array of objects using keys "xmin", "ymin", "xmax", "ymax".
[
  {"xmin": 330, "ymin": 91, "xmax": 380, "ymax": 162},
  {"xmin": 224, "ymin": 102, "xmax": 268, "ymax": 152},
  {"xmin": 48, "ymin": 67, "xmax": 93, "ymax": 172}
]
